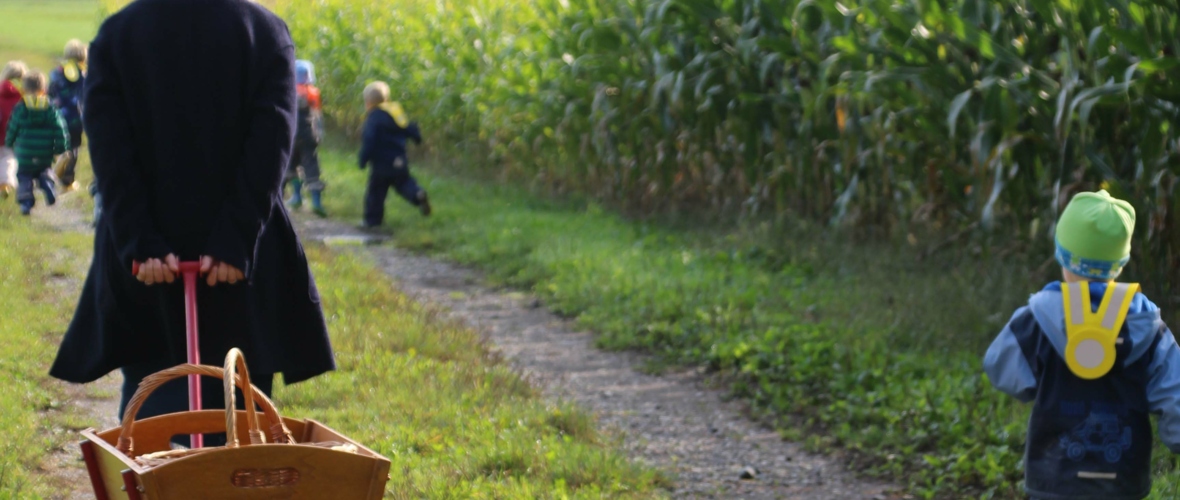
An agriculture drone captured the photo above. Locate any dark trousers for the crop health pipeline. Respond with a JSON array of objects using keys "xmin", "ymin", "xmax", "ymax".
[
  {"xmin": 17, "ymin": 170, "xmax": 55, "ymax": 211},
  {"xmin": 363, "ymin": 163, "xmax": 422, "ymax": 226},
  {"xmin": 119, "ymin": 359, "xmax": 274, "ymax": 447},
  {"xmin": 57, "ymin": 121, "xmax": 84, "ymax": 186},
  {"xmin": 284, "ymin": 136, "xmax": 322, "ymax": 191}
]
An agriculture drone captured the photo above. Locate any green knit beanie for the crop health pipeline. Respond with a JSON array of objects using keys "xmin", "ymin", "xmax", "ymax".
[{"xmin": 1054, "ymin": 190, "xmax": 1135, "ymax": 280}]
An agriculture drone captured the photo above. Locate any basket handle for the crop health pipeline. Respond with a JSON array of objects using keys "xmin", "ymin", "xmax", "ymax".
[
  {"xmin": 116, "ymin": 349, "xmax": 294, "ymax": 455},
  {"xmin": 224, "ymin": 348, "xmax": 263, "ymax": 448}
]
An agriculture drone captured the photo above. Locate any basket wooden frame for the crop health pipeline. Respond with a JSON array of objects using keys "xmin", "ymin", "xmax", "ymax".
[{"xmin": 79, "ymin": 349, "xmax": 391, "ymax": 500}]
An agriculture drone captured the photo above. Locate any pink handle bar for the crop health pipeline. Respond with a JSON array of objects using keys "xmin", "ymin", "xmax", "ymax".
[
  {"xmin": 130, "ymin": 259, "xmax": 205, "ymax": 449},
  {"xmin": 130, "ymin": 260, "xmax": 203, "ymax": 276}
]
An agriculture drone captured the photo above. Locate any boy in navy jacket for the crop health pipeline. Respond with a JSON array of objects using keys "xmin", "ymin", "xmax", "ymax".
[
  {"xmin": 358, "ymin": 81, "xmax": 430, "ymax": 228},
  {"xmin": 48, "ymin": 39, "xmax": 86, "ymax": 191},
  {"xmin": 985, "ymin": 190, "xmax": 1180, "ymax": 499}
]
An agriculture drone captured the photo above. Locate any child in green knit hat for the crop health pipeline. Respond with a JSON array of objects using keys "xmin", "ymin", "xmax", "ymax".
[{"xmin": 985, "ymin": 190, "xmax": 1180, "ymax": 500}]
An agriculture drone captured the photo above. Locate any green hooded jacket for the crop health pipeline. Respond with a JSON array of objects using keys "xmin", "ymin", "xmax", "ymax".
[{"xmin": 4, "ymin": 96, "xmax": 68, "ymax": 175}]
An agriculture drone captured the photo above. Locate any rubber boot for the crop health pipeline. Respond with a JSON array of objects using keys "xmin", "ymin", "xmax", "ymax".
[
  {"xmin": 310, "ymin": 189, "xmax": 327, "ymax": 218},
  {"xmin": 286, "ymin": 178, "xmax": 303, "ymax": 210}
]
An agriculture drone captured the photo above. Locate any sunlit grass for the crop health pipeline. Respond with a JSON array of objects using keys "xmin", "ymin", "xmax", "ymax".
[{"xmin": 0, "ymin": 0, "xmax": 97, "ymax": 72}]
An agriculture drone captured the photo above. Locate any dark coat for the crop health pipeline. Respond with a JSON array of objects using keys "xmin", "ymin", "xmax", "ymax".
[
  {"xmin": 358, "ymin": 105, "xmax": 422, "ymax": 172},
  {"xmin": 50, "ymin": 0, "xmax": 335, "ymax": 385}
]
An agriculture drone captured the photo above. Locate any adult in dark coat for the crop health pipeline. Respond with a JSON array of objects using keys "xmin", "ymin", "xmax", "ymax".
[{"xmin": 49, "ymin": 0, "xmax": 335, "ymax": 432}]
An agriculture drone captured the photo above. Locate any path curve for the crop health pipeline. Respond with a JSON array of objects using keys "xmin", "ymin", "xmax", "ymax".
[{"xmin": 296, "ymin": 215, "xmax": 902, "ymax": 499}]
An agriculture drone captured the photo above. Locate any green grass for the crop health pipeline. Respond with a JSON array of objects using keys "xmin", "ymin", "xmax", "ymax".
[
  {"xmin": 306, "ymin": 144, "xmax": 1180, "ymax": 498},
  {"xmin": 0, "ymin": 1, "xmax": 100, "ymax": 496},
  {"xmin": 0, "ymin": 197, "xmax": 95, "ymax": 498},
  {"xmin": 0, "ymin": 0, "xmax": 97, "ymax": 72}
]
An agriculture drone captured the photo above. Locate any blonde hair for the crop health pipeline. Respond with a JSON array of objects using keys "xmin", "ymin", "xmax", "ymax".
[
  {"xmin": 1, "ymin": 61, "xmax": 27, "ymax": 81},
  {"xmin": 23, "ymin": 72, "xmax": 47, "ymax": 94},
  {"xmin": 64, "ymin": 39, "xmax": 88, "ymax": 63},
  {"xmin": 363, "ymin": 81, "xmax": 390, "ymax": 105}
]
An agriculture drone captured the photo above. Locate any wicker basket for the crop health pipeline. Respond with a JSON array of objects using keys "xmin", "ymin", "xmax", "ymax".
[{"xmin": 79, "ymin": 349, "xmax": 391, "ymax": 499}]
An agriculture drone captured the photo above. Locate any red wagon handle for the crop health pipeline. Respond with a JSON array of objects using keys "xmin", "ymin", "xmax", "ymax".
[
  {"xmin": 130, "ymin": 260, "xmax": 203, "ymax": 276},
  {"xmin": 131, "ymin": 259, "xmax": 206, "ymax": 448}
]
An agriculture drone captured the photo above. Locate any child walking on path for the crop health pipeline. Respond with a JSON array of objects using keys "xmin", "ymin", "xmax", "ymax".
[
  {"xmin": 48, "ymin": 39, "xmax": 87, "ymax": 191},
  {"xmin": 359, "ymin": 81, "xmax": 430, "ymax": 228},
  {"xmin": 0, "ymin": 61, "xmax": 27, "ymax": 200},
  {"xmin": 984, "ymin": 190, "xmax": 1180, "ymax": 500},
  {"xmin": 285, "ymin": 60, "xmax": 326, "ymax": 216},
  {"xmin": 4, "ymin": 72, "xmax": 67, "ymax": 215}
]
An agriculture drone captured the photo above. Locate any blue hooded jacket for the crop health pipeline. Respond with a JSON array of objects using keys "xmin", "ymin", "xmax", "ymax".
[
  {"xmin": 358, "ymin": 103, "xmax": 421, "ymax": 173},
  {"xmin": 48, "ymin": 63, "xmax": 85, "ymax": 126},
  {"xmin": 984, "ymin": 281, "xmax": 1180, "ymax": 500}
]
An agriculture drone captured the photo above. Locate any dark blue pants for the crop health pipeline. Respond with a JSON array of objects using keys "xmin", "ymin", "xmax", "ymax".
[
  {"xmin": 17, "ymin": 170, "xmax": 55, "ymax": 212},
  {"xmin": 284, "ymin": 135, "xmax": 322, "ymax": 191},
  {"xmin": 364, "ymin": 164, "xmax": 422, "ymax": 226},
  {"xmin": 119, "ymin": 358, "xmax": 274, "ymax": 447}
]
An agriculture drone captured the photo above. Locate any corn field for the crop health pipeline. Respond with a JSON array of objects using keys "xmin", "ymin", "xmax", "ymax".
[{"xmin": 279, "ymin": 0, "xmax": 1180, "ymax": 290}]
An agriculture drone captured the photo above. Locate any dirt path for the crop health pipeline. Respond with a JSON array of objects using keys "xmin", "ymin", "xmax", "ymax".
[
  {"xmin": 297, "ymin": 215, "xmax": 903, "ymax": 499},
  {"xmin": 32, "ymin": 193, "xmax": 122, "ymax": 500}
]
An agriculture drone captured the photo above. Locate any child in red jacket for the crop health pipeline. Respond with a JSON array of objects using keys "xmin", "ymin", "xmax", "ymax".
[{"xmin": 0, "ymin": 60, "xmax": 27, "ymax": 199}]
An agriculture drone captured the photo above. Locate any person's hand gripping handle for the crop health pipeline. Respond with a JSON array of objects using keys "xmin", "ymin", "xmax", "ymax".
[{"xmin": 132, "ymin": 256, "xmax": 243, "ymax": 287}]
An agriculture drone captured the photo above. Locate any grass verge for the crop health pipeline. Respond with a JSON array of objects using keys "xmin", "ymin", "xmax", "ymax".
[
  {"xmin": 0, "ymin": 197, "xmax": 94, "ymax": 498},
  {"xmin": 306, "ymin": 145, "xmax": 1180, "ymax": 499}
]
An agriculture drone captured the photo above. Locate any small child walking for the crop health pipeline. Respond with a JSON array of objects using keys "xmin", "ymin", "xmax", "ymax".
[
  {"xmin": 48, "ymin": 39, "xmax": 87, "ymax": 191},
  {"xmin": 358, "ymin": 81, "xmax": 430, "ymax": 228},
  {"xmin": 4, "ymin": 73, "xmax": 68, "ymax": 215},
  {"xmin": 0, "ymin": 60, "xmax": 27, "ymax": 200},
  {"xmin": 984, "ymin": 190, "xmax": 1180, "ymax": 500},
  {"xmin": 285, "ymin": 60, "xmax": 327, "ymax": 216}
]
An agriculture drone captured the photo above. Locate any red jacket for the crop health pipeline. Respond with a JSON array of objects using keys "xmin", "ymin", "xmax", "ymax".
[{"xmin": 0, "ymin": 80, "xmax": 22, "ymax": 140}]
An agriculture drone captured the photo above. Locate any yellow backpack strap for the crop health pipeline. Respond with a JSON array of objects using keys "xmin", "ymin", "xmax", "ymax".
[
  {"xmin": 1062, "ymin": 282, "xmax": 1140, "ymax": 380},
  {"xmin": 377, "ymin": 102, "xmax": 410, "ymax": 128},
  {"xmin": 1062, "ymin": 281, "xmax": 1088, "ymax": 330},
  {"xmin": 22, "ymin": 95, "xmax": 48, "ymax": 110},
  {"xmin": 1096, "ymin": 282, "xmax": 1139, "ymax": 332},
  {"xmin": 62, "ymin": 61, "xmax": 82, "ymax": 82}
]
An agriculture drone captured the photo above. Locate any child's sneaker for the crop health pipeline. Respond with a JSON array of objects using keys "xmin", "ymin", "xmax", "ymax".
[
  {"xmin": 418, "ymin": 191, "xmax": 432, "ymax": 217},
  {"xmin": 0, "ymin": 184, "xmax": 11, "ymax": 200},
  {"xmin": 19, "ymin": 205, "xmax": 30, "ymax": 216}
]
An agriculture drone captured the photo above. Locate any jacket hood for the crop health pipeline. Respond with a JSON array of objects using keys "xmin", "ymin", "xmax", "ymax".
[
  {"xmin": 1029, "ymin": 281, "xmax": 1163, "ymax": 367},
  {"xmin": 20, "ymin": 96, "xmax": 55, "ymax": 125}
]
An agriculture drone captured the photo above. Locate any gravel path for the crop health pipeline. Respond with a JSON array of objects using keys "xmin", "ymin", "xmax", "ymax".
[{"xmin": 296, "ymin": 214, "xmax": 903, "ymax": 499}]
